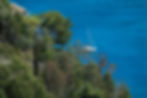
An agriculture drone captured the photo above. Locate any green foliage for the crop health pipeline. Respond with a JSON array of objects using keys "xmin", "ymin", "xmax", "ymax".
[
  {"xmin": 103, "ymin": 72, "xmax": 115, "ymax": 98},
  {"xmin": 34, "ymin": 33, "xmax": 54, "ymax": 61},
  {"xmin": 0, "ymin": 1, "xmax": 131, "ymax": 98},
  {"xmin": 0, "ymin": 89, "xmax": 7, "ymax": 98},
  {"xmin": 0, "ymin": 2, "xmax": 34, "ymax": 49},
  {"xmin": 0, "ymin": 0, "xmax": 10, "ymax": 15},
  {"xmin": 0, "ymin": 58, "xmax": 49, "ymax": 98},
  {"xmin": 41, "ymin": 12, "xmax": 72, "ymax": 45},
  {"xmin": 73, "ymin": 83, "xmax": 104, "ymax": 98},
  {"xmin": 82, "ymin": 63, "xmax": 103, "ymax": 87},
  {"xmin": 117, "ymin": 85, "xmax": 131, "ymax": 98},
  {"xmin": 42, "ymin": 61, "xmax": 66, "ymax": 97}
]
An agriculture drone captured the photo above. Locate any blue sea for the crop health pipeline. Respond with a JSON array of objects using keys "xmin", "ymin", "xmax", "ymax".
[{"xmin": 11, "ymin": 0, "xmax": 147, "ymax": 98}]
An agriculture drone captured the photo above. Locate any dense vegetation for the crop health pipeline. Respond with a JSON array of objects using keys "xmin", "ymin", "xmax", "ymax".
[{"xmin": 0, "ymin": 0, "xmax": 131, "ymax": 98}]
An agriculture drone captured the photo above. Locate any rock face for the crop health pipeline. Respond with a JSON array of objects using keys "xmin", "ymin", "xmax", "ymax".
[{"xmin": 10, "ymin": 3, "xmax": 26, "ymax": 14}]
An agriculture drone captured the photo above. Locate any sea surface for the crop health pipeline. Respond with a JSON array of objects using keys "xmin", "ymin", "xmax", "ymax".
[{"xmin": 11, "ymin": 0, "xmax": 147, "ymax": 98}]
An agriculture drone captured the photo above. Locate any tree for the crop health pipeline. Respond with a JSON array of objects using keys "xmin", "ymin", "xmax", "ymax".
[
  {"xmin": 74, "ymin": 83, "xmax": 104, "ymax": 98},
  {"xmin": 117, "ymin": 85, "xmax": 131, "ymax": 98},
  {"xmin": 33, "ymin": 32, "xmax": 54, "ymax": 75},
  {"xmin": 0, "ymin": 0, "xmax": 38, "ymax": 50},
  {"xmin": 41, "ymin": 12, "xmax": 72, "ymax": 45},
  {"xmin": 0, "ymin": 57, "xmax": 49, "ymax": 98},
  {"xmin": 0, "ymin": 89, "xmax": 7, "ymax": 98},
  {"xmin": 0, "ymin": 1, "xmax": 131, "ymax": 98},
  {"xmin": 103, "ymin": 72, "xmax": 115, "ymax": 98},
  {"xmin": 0, "ymin": 10, "xmax": 34, "ymax": 49},
  {"xmin": 82, "ymin": 63, "xmax": 103, "ymax": 87},
  {"xmin": 33, "ymin": 12, "xmax": 72, "ymax": 75},
  {"xmin": 42, "ymin": 61, "xmax": 66, "ymax": 98},
  {"xmin": 0, "ymin": 0, "xmax": 9, "ymax": 14}
]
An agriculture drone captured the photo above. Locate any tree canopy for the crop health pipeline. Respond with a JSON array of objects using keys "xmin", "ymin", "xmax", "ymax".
[
  {"xmin": 0, "ymin": 0, "xmax": 131, "ymax": 98},
  {"xmin": 41, "ymin": 12, "xmax": 72, "ymax": 45}
]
